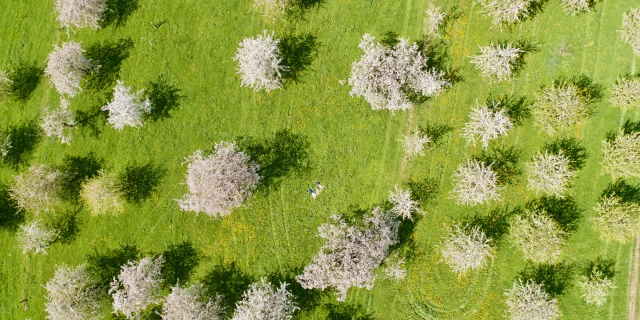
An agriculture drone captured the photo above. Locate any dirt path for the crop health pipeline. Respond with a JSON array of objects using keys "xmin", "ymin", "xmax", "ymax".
[{"xmin": 628, "ymin": 236, "xmax": 640, "ymax": 320}]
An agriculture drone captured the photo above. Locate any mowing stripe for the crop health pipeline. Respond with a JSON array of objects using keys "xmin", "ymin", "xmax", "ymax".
[{"xmin": 610, "ymin": 243, "xmax": 624, "ymax": 320}]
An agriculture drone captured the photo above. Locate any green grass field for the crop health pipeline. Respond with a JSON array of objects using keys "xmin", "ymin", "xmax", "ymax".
[{"xmin": 1, "ymin": 0, "xmax": 639, "ymax": 318}]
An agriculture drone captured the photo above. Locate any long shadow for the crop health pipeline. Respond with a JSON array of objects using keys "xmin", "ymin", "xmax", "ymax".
[
  {"xmin": 405, "ymin": 177, "xmax": 439, "ymax": 206},
  {"xmin": 267, "ymin": 267, "xmax": 325, "ymax": 313},
  {"xmin": 278, "ymin": 32, "xmax": 320, "ymax": 83},
  {"xmin": 326, "ymin": 303, "xmax": 375, "ymax": 320},
  {"xmin": 463, "ymin": 206, "xmax": 516, "ymax": 243},
  {"xmin": 0, "ymin": 184, "xmax": 24, "ymax": 231},
  {"xmin": 161, "ymin": 241, "xmax": 200, "ymax": 286},
  {"xmin": 419, "ymin": 37, "xmax": 463, "ymax": 86},
  {"xmin": 391, "ymin": 215, "xmax": 422, "ymax": 260},
  {"xmin": 286, "ymin": 0, "xmax": 326, "ymax": 19},
  {"xmin": 542, "ymin": 137, "xmax": 588, "ymax": 171},
  {"xmin": 419, "ymin": 123, "xmax": 453, "ymax": 146},
  {"xmin": 85, "ymin": 38, "xmax": 134, "ymax": 91},
  {"xmin": 202, "ymin": 262, "xmax": 254, "ymax": 316},
  {"xmin": 99, "ymin": 0, "xmax": 140, "ymax": 28},
  {"xmin": 486, "ymin": 94, "xmax": 532, "ymax": 126},
  {"xmin": 8, "ymin": 61, "xmax": 43, "ymax": 101},
  {"xmin": 583, "ymin": 257, "xmax": 616, "ymax": 279},
  {"xmin": 554, "ymin": 75, "xmax": 604, "ymax": 103},
  {"xmin": 50, "ymin": 211, "xmax": 80, "ymax": 244},
  {"xmin": 146, "ymin": 76, "xmax": 183, "ymax": 121},
  {"xmin": 517, "ymin": 262, "xmax": 574, "ymax": 297},
  {"xmin": 236, "ymin": 129, "xmax": 310, "ymax": 191},
  {"xmin": 474, "ymin": 146, "xmax": 522, "ymax": 186},
  {"xmin": 57, "ymin": 153, "xmax": 103, "ymax": 202},
  {"xmin": 600, "ymin": 180, "xmax": 640, "ymax": 204},
  {"xmin": 526, "ymin": 196, "xmax": 582, "ymax": 234},
  {"xmin": 117, "ymin": 162, "xmax": 166, "ymax": 204},
  {"xmin": 75, "ymin": 104, "xmax": 109, "ymax": 138},
  {"xmin": 509, "ymin": 39, "xmax": 540, "ymax": 77},
  {"xmin": 2, "ymin": 122, "xmax": 41, "ymax": 169},
  {"xmin": 86, "ymin": 244, "xmax": 140, "ymax": 286}
]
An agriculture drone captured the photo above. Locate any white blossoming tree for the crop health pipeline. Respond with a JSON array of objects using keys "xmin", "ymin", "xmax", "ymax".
[
  {"xmin": 388, "ymin": 185, "xmax": 421, "ymax": 220},
  {"xmin": 348, "ymin": 34, "xmax": 449, "ymax": 112},
  {"xmin": 45, "ymin": 41, "xmax": 91, "ymax": 97},
  {"xmin": 578, "ymin": 270, "xmax": 615, "ymax": 307},
  {"xmin": 478, "ymin": 0, "xmax": 533, "ymax": 29},
  {"xmin": 80, "ymin": 170, "xmax": 125, "ymax": 216},
  {"xmin": 532, "ymin": 83, "xmax": 593, "ymax": 134},
  {"xmin": 102, "ymin": 80, "xmax": 152, "ymax": 130},
  {"xmin": 9, "ymin": 164, "xmax": 64, "ymax": 214},
  {"xmin": 504, "ymin": 280, "xmax": 561, "ymax": 320},
  {"xmin": 620, "ymin": 8, "xmax": 640, "ymax": 56},
  {"xmin": 591, "ymin": 195, "xmax": 640, "ymax": 244},
  {"xmin": 452, "ymin": 159, "xmax": 502, "ymax": 205},
  {"xmin": 234, "ymin": 31, "xmax": 286, "ymax": 93},
  {"xmin": 0, "ymin": 132, "xmax": 11, "ymax": 157},
  {"xmin": 178, "ymin": 141, "xmax": 260, "ymax": 217},
  {"xmin": 0, "ymin": 71, "xmax": 11, "ymax": 103},
  {"xmin": 470, "ymin": 43, "xmax": 523, "ymax": 82},
  {"xmin": 54, "ymin": 0, "xmax": 107, "ymax": 30},
  {"xmin": 401, "ymin": 130, "xmax": 431, "ymax": 158},
  {"xmin": 296, "ymin": 207, "xmax": 399, "ymax": 301},
  {"xmin": 252, "ymin": 0, "xmax": 290, "ymax": 20},
  {"xmin": 602, "ymin": 132, "xmax": 640, "ymax": 179},
  {"xmin": 561, "ymin": 0, "xmax": 590, "ymax": 15},
  {"xmin": 610, "ymin": 76, "xmax": 640, "ymax": 109},
  {"xmin": 17, "ymin": 220, "xmax": 58, "ymax": 254},
  {"xmin": 162, "ymin": 283, "xmax": 224, "ymax": 320},
  {"xmin": 462, "ymin": 102, "xmax": 512, "ymax": 148},
  {"xmin": 41, "ymin": 99, "xmax": 76, "ymax": 144},
  {"xmin": 232, "ymin": 278, "xmax": 298, "ymax": 320},
  {"xmin": 110, "ymin": 256, "xmax": 164, "ymax": 319},
  {"xmin": 509, "ymin": 210, "xmax": 566, "ymax": 263},
  {"xmin": 439, "ymin": 225, "xmax": 493, "ymax": 275},
  {"xmin": 424, "ymin": 3, "xmax": 446, "ymax": 38},
  {"xmin": 526, "ymin": 152, "xmax": 575, "ymax": 197},
  {"xmin": 383, "ymin": 257, "xmax": 407, "ymax": 281},
  {"xmin": 45, "ymin": 264, "xmax": 102, "ymax": 320}
]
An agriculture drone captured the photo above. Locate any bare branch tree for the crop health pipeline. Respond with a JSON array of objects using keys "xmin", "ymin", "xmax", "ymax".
[
  {"xmin": 532, "ymin": 83, "xmax": 592, "ymax": 134},
  {"xmin": 591, "ymin": 195, "xmax": 640, "ymax": 244},
  {"xmin": 504, "ymin": 279, "xmax": 561, "ymax": 320},
  {"xmin": 610, "ymin": 76, "xmax": 640, "ymax": 109},
  {"xmin": 178, "ymin": 142, "xmax": 260, "ymax": 217},
  {"xmin": 462, "ymin": 101, "xmax": 512, "ymax": 148},
  {"xmin": 620, "ymin": 8, "xmax": 640, "ymax": 56},
  {"xmin": 102, "ymin": 80, "xmax": 152, "ymax": 130},
  {"xmin": 509, "ymin": 210, "xmax": 566, "ymax": 263},
  {"xmin": 162, "ymin": 283, "xmax": 224, "ymax": 320},
  {"xmin": 45, "ymin": 264, "xmax": 102, "ymax": 320},
  {"xmin": 296, "ymin": 207, "xmax": 399, "ymax": 301},
  {"xmin": 234, "ymin": 31, "xmax": 286, "ymax": 93},
  {"xmin": 45, "ymin": 41, "xmax": 90, "ymax": 97},
  {"xmin": 424, "ymin": 3, "xmax": 446, "ymax": 38},
  {"xmin": 9, "ymin": 164, "xmax": 64, "ymax": 214},
  {"xmin": 80, "ymin": 170, "xmax": 125, "ymax": 216},
  {"xmin": 388, "ymin": 184, "xmax": 421, "ymax": 220},
  {"xmin": 578, "ymin": 271, "xmax": 615, "ymax": 307},
  {"xmin": 110, "ymin": 256, "xmax": 164, "ymax": 319},
  {"xmin": 348, "ymin": 34, "xmax": 449, "ymax": 112},
  {"xmin": 478, "ymin": 0, "xmax": 533, "ymax": 29},
  {"xmin": 470, "ymin": 43, "xmax": 523, "ymax": 81},
  {"xmin": 232, "ymin": 278, "xmax": 298, "ymax": 320},
  {"xmin": 41, "ymin": 99, "xmax": 76, "ymax": 144},
  {"xmin": 439, "ymin": 224, "xmax": 493, "ymax": 275},
  {"xmin": 451, "ymin": 159, "xmax": 502, "ymax": 206},
  {"xmin": 526, "ymin": 152, "xmax": 575, "ymax": 197},
  {"xmin": 401, "ymin": 130, "xmax": 431, "ymax": 158},
  {"xmin": 54, "ymin": 0, "xmax": 107, "ymax": 31},
  {"xmin": 17, "ymin": 220, "xmax": 58, "ymax": 254},
  {"xmin": 602, "ymin": 132, "xmax": 640, "ymax": 179}
]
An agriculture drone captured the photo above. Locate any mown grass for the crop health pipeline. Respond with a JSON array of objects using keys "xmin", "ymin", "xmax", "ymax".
[{"xmin": 0, "ymin": 0, "xmax": 638, "ymax": 318}]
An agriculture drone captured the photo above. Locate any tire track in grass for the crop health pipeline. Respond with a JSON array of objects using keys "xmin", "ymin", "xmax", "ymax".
[
  {"xmin": 609, "ymin": 243, "xmax": 623, "ymax": 320},
  {"xmin": 628, "ymin": 237, "xmax": 640, "ymax": 320}
]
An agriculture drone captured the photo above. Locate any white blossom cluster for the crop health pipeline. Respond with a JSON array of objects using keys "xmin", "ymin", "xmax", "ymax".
[
  {"xmin": 178, "ymin": 142, "xmax": 260, "ymax": 217},
  {"xmin": 439, "ymin": 225, "xmax": 493, "ymax": 275},
  {"xmin": 102, "ymin": 80, "xmax": 152, "ymax": 130},
  {"xmin": 620, "ymin": 8, "xmax": 640, "ymax": 56},
  {"xmin": 45, "ymin": 264, "xmax": 102, "ymax": 320},
  {"xmin": 348, "ymin": 34, "xmax": 449, "ymax": 112},
  {"xmin": 0, "ymin": 70, "xmax": 12, "ymax": 103},
  {"xmin": 383, "ymin": 257, "xmax": 407, "ymax": 281},
  {"xmin": 110, "ymin": 256, "xmax": 164, "ymax": 319},
  {"xmin": 578, "ymin": 271, "xmax": 615, "ymax": 307},
  {"xmin": 504, "ymin": 280, "xmax": 561, "ymax": 320},
  {"xmin": 401, "ymin": 130, "xmax": 431, "ymax": 157},
  {"xmin": 424, "ymin": 3, "xmax": 446, "ymax": 38},
  {"xmin": 591, "ymin": 195, "xmax": 640, "ymax": 244},
  {"xmin": 533, "ymin": 83, "xmax": 592, "ymax": 134},
  {"xmin": 252, "ymin": 0, "xmax": 290, "ymax": 20},
  {"xmin": 45, "ymin": 41, "xmax": 91, "ymax": 97},
  {"xmin": 470, "ymin": 43, "xmax": 523, "ymax": 82},
  {"xmin": 296, "ymin": 207, "xmax": 399, "ymax": 301},
  {"xmin": 388, "ymin": 184, "xmax": 421, "ymax": 220},
  {"xmin": 162, "ymin": 283, "xmax": 224, "ymax": 320},
  {"xmin": 451, "ymin": 159, "xmax": 502, "ymax": 206},
  {"xmin": 234, "ymin": 31, "xmax": 286, "ymax": 93},
  {"xmin": 602, "ymin": 132, "xmax": 640, "ymax": 179},
  {"xmin": 610, "ymin": 77, "xmax": 640, "ymax": 109},
  {"xmin": 9, "ymin": 164, "xmax": 63, "ymax": 214},
  {"xmin": 54, "ymin": 0, "xmax": 106, "ymax": 30},
  {"xmin": 509, "ymin": 210, "xmax": 566, "ymax": 263},
  {"xmin": 0, "ymin": 132, "xmax": 11, "ymax": 157},
  {"xmin": 462, "ymin": 102, "xmax": 512, "ymax": 148},
  {"xmin": 80, "ymin": 170, "xmax": 125, "ymax": 216},
  {"xmin": 17, "ymin": 220, "xmax": 58, "ymax": 254},
  {"xmin": 41, "ymin": 99, "xmax": 76, "ymax": 144},
  {"xmin": 526, "ymin": 152, "xmax": 575, "ymax": 197},
  {"xmin": 232, "ymin": 278, "xmax": 298, "ymax": 320},
  {"xmin": 560, "ymin": 0, "xmax": 590, "ymax": 15},
  {"xmin": 478, "ymin": 0, "xmax": 533, "ymax": 29}
]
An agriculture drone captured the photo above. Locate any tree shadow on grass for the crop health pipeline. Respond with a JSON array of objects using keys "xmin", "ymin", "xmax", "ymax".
[
  {"xmin": 8, "ymin": 61, "xmax": 43, "ymax": 101},
  {"xmin": 146, "ymin": 76, "xmax": 183, "ymax": 121},
  {"xmin": 542, "ymin": 137, "xmax": 588, "ymax": 171},
  {"xmin": 278, "ymin": 32, "xmax": 320, "ymax": 84},
  {"xmin": 463, "ymin": 206, "xmax": 516, "ymax": 244},
  {"xmin": 57, "ymin": 153, "xmax": 103, "ymax": 202},
  {"xmin": 161, "ymin": 241, "xmax": 200, "ymax": 286},
  {"xmin": 526, "ymin": 0, "xmax": 551, "ymax": 20},
  {"xmin": 86, "ymin": 244, "xmax": 139, "ymax": 286},
  {"xmin": 554, "ymin": 75, "xmax": 604, "ymax": 103},
  {"xmin": 526, "ymin": 195, "xmax": 582, "ymax": 234},
  {"xmin": 486, "ymin": 93, "xmax": 532, "ymax": 126},
  {"xmin": 2, "ymin": 121, "xmax": 41, "ymax": 169},
  {"xmin": 49, "ymin": 211, "xmax": 80, "ymax": 244},
  {"xmin": 0, "ymin": 185, "xmax": 24, "ymax": 231},
  {"xmin": 391, "ymin": 215, "xmax": 422, "ymax": 260},
  {"xmin": 85, "ymin": 38, "xmax": 134, "ymax": 91},
  {"xmin": 267, "ymin": 267, "xmax": 325, "ymax": 313},
  {"xmin": 117, "ymin": 162, "xmax": 166, "ymax": 204},
  {"xmin": 600, "ymin": 180, "xmax": 640, "ymax": 204},
  {"xmin": 202, "ymin": 262, "xmax": 254, "ymax": 315},
  {"xmin": 99, "ymin": 0, "xmax": 140, "ymax": 28},
  {"xmin": 75, "ymin": 104, "xmax": 109, "ymax": 138},
  {"xmin": 419, "ymin": 37, "xmax": 463, "ymax": 86},
  {"xmin": 508, "ymin": 39, "xmax": 540, "ymax": 77},
  {"xmin": 583, "ymin": 257, "xmax": 616, "ymax": 279},
  {"xmin": 419, "ymin": 123, "xmax": 453, "ymax": 146},
  {"xmin": 236, "ymin": 129, "xmax": 310, "ymax": 192},
  {"xmin": 473, "ymin": 146, "xmax": 522, "ymax": 186},
  {"xmin": 517, "ymin": 262, "xmax": 575, "ymax": 297},
  {"xmin": 286, "ymin": 0, "xmax": 326, "ymax": 19},
  {"xmin": 326, "ymin": 303, "xmax": 375, "ymax": 320},
  {"xmin": 405, "ymin": 177, "xmax": 439, "ymax": 206}
]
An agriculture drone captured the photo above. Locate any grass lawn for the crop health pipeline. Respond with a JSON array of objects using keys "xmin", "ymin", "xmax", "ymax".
[{"xmin": 0, "ymin": 0, "xmax": 639, "ymax": 318}]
